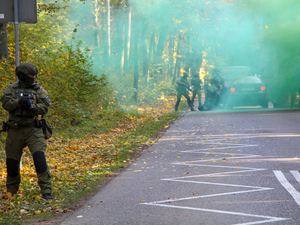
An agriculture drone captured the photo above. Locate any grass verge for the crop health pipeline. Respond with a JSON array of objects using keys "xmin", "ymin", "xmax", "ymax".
[{"xmin": 0, "ymin": 98, "xmax": 182, "ymax": 224}]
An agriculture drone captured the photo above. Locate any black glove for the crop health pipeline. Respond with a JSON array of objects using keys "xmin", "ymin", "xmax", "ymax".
[{"xmin": 19, "ymin": 98, "xmax": 33, "ymax": 110}]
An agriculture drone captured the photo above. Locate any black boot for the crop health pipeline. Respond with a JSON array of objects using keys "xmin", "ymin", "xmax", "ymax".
[{"xmin": 42, "ymin": 193, "xmax": 53, "ymax": 200}]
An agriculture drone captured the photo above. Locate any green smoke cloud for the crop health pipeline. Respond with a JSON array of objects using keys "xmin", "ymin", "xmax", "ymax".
[
  {"xmin": 239, "ymin": 0, "xmax": 300, "ymax": 106},
  {"xmin": 64, "ymin": 0, "xmax": 299, "ymax": 108}
]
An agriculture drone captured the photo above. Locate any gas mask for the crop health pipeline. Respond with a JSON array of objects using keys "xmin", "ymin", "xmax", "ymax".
[
  {"xmin": 25, "ymin": 74, "xmax": 37, "ymax": 86},
  {"xmin": 16, "ymin": 63, "xmax": 39, "ymax": 86}
]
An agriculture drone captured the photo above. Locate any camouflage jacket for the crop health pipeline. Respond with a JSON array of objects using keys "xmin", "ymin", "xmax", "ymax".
[
  {"xmin": 191, "ymin": 77, "xmax": 202, "ymax": 90},
  {"xmin": 0, "ymin": 81, "xmax": 50, "ymax": 126},
  {"xmin": 176, "ymin": 77, "xmax": 190, "ymax": 92}
]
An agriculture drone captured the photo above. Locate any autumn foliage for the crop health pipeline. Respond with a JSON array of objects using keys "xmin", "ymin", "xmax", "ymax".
[{"xmin": 0, "ymin": 2, "xmax": 183, "ymax": 224}]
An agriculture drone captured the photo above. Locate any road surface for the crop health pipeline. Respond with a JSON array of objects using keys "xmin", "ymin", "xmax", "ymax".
[{"xmin": 60, "ymin": 109, "xmax": 300, "ymax": 225}]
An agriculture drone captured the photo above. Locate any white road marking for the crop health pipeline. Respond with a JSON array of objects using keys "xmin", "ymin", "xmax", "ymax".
[
  {"xmin": 290, "ymin": 170, "xmax": 300, "ymax": 184},
  {"xmin": 273, "ymin": 170, "xmax": 300, "ymax": 207},
  {"xmin": 141, "ymin": 136, "xmax": 290, "ymax": 224},
  {"xmin": 148, "ymin": 188, "xmax": 272, "ymax": 205},
  {"xmin": 141, "ymin": 203, "xmax": 287, "ymax": 225}
]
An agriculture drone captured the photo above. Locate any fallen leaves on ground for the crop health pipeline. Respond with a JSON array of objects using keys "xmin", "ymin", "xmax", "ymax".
[{"xmin": 0, "ymin": 98, "xmax": 178, "ymax": 224}]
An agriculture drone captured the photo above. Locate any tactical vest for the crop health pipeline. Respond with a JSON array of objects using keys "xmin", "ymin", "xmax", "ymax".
[
  {"xmin": 9, "ymin": 82, "xmax": 42, "ymax": 118},
  {"xmin": 176, "ymin": 77, "xmax": 189, "ymax": 92},
  {"xmin": 191, "ymin": 78, "xmax": 201, "ymax": 90}
]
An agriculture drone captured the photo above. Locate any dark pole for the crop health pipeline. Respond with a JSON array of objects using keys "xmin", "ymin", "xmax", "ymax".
[{"xmin": 14, "ymin": 0, "xmax": 20, "ymax": 67}]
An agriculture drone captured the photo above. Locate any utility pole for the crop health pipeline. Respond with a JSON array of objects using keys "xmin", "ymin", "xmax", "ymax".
[
  {"xmin": 14, "ymin": 0, "xmax": 20, "ymax": 66},
  {"xmin": 0, "ymin": 0, "xmax": 37, "ymax": 67}
]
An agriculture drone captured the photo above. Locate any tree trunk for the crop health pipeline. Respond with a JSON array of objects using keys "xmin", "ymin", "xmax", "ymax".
[
  {"xmin": 107, "ymin": 0, "xmax": 111, "ymax": 57},
  {"xmin": 154, "ymin": 27, "xmax": 168, "ymax": 76},
  {"xmin": 102, "ymin": 9, "xmax": 109, "ymax": 69},
  {"xmin": 0, "ymin": 24, "xmax": 8, "ymax": 60},
  {"xmin": 127, "ymin": 7, "xmax": 132, "ymax": 63},
  {"xmin": 146, "ymin": 32, "xmax": 155, "ymax": 80},
  {"xmin": 172, "ymin": 33, "xmax": 182, "ymax": 84},
  {"xmin": 133, "ymin": 19, "xmax": 140, "ymax": 102},
  {"xmin": 141, "ymin": 30, "xmax": 155, "ymax": 82},
  {"xmin": 92, "ymin": 2, "xmax": 101, "ymax": 47},
  {"xmin": 123, "ymin": 7, "xmax": 131, "ymax": 72},
  {"xmin": 168, "ymin": 34, "xmax": 174, "ymax": 79}
]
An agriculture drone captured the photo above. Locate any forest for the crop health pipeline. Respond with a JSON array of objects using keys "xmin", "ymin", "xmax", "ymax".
[
  {"xmin": 1, "ymin": 0, "xmax": 300, "ymax": 123},
  {"xmin": 0, "ymin": 0, "xmax": 300, "ymax": 223}
]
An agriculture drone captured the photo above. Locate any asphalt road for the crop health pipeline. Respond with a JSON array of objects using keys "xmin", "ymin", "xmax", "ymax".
[{"xmin": 60, "ymin": 108, "xmax": 300, "ymax": 225}]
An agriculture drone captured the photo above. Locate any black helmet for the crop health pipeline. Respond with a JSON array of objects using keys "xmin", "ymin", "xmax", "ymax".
[
  {"xmin": 183, "ymin": 72, "xmax": 189, "ymax": 78},
  {"xmin": 16, "ymin": 63, "xmax": 38, "ymax": 86}
]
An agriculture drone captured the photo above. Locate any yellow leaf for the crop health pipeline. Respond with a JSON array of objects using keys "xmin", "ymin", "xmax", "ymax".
[
  {"xmin": 265, "ymin": 25, "xmax": 269, "ymax": 29},
  {"xmin": 33, "ymin": 210, "xmax": 41, "ymax": 215}
]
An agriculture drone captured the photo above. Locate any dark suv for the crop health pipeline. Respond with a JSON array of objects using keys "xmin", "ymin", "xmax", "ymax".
[{"xmin": 219, "ymin": 67, "xmax": 268, "ymax": 109}]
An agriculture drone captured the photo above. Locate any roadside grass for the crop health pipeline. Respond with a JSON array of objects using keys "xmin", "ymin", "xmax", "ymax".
[{"xmin": 0, "ymin": 97, "xmax": 185, "ymax": 224}]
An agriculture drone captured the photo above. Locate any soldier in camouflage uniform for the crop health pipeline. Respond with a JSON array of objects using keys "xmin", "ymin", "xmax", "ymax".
[
  {"xmin": 191, "ymin": 73, "xmax": 203, "ymax": 111},
  {"xmin": 175, "ymin": 72, "xmax": 195, "ymax": 112},
  {"xmin": 0, "ymin": 63, "xmax": 52, "ymax": 199}
]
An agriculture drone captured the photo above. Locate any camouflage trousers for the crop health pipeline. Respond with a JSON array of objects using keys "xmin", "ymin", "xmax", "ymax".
[
  {"xmin": 192, "ymin": 89, "xmax": 202, "ymax": 109},
  {"xmin": 175, "ymin": 90, "xmax": 194, "ymax": 112},
  {"xmin": 5, "ymin": 124, "xmax": 52, "ymax": 195}
]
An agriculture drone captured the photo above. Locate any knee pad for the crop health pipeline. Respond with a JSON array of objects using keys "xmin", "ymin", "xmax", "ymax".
[
  {"xmin": 33, "ymin": 151, "xmax": 48, "ymax": 173},
  {"xmin": 6, "ymin": 158, "xmax": 20, "ymax": 177}
]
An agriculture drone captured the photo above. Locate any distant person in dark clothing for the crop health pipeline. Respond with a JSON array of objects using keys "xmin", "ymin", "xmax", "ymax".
[
  {"xmin": 191, "ymin": 73, "xmax": 203, "ymax": 110},
  {"xmin": 175, "ymin": 72, "xmax": 195, "ymax": 112}
]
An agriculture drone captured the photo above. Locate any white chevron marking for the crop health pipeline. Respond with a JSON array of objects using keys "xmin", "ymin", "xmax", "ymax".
[{"xmin": 141, "ymin": 137, "xmax": 289, "ymax": 224}]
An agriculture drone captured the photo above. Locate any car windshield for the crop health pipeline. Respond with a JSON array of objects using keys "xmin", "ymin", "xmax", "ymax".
[
  {"xmin": 219, "ymin": 66, "xmax": 253, "ymax": 82},
  {"xmin": 234, "ymin": 76, "xmax": 263, "ymax": 84}
]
